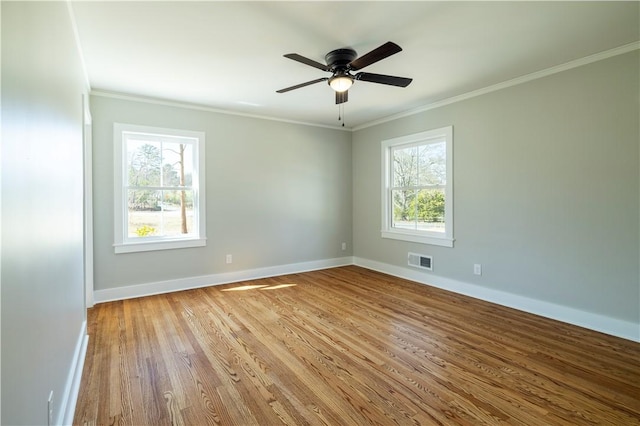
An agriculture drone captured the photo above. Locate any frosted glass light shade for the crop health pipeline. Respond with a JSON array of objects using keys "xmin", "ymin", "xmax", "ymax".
[{"xmin": 329, "ymin": 76, "xmax": 353, "ymax": 92}]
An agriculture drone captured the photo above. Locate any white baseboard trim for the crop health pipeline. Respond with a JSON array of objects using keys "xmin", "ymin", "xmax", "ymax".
[
  {"xmin": 354, "ymin": 257, "xmax": 640, "ymax": 343},
  {"xmin": 59, "ymin": 320, "xmax": 89, "ymax": 425},
  {"xmin": 92, "ymin": 255, "xmax": 638, "ymax": 343},
  {"xmin": 94, "ymin": 256, "xmax": 354, "ymax": 304}
]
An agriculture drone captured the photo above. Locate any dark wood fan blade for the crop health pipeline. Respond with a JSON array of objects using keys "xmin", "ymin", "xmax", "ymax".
[
  {"xmin": 348, "ymin": 41, "xmax": 402, "ymax": 71},
  {"xmin": 283, "ymin": 54, "xmax": 331, "ymax": 71},
  {"xmin": 335, "ymin": 90, "xmax": 348, "ymax": 104},
  {"xmin": 355, "ymin": 72, "xmax": 412, "ymax": 87},
  {"xmin": 276, "ymin": 77, "xmax": 328, "ymax": 93}
]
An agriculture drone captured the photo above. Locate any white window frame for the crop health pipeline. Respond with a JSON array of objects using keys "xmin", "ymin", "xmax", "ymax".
[
  {"xmin": 113, "ymin": 123, "xmax": 206, "ymax": 253},
  {"xmin": 381, "ymin": 126, "xmax": 454, "ymax": 247}
]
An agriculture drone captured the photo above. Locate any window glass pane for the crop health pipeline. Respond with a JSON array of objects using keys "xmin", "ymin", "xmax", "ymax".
[
  {"xmin": 161, "ymin": 190, "xmax": 194, "ymax": 236},
  {"xmin": 128, "ymin": 188, "xmax": 161, "ymax": 212},
  {"xmin": 392, "ymin": 189, "xmax": 417, "ymax": 230},
  {"xmin": 392, "ymin": 146, "xmax": 418, "ymax": 187},
  {"xmin": 418, "ymin": 141, "xmax": 446, "ymax": 186},
  {"xmin": 162, "ymin": 142, "xmax": 193, "ymax": 187},
  {"xmin": 127, "ymin": 139, "xmax": 161, "ymax": 187},
  {"xmin": 127, "ymin": 189, "xmax": 195, "ymax": 238},
  {"xmin": 128, "ymin": 189, "xmax": 162, "ymax": 238},
  {"xmin": 415, "ymin": 188, "xmax": 445, "ymax": 233}
]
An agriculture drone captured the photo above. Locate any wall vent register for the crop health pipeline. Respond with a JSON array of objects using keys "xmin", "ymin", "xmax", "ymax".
[{"xmin": 408, "ymin": 252, "xmax": 432, "ymax": 271}]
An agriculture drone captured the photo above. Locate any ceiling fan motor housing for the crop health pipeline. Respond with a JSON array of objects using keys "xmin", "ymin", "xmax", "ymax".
[{"xmin": 325, "ymin": 48, "xmax": 357, "ymax": 70}]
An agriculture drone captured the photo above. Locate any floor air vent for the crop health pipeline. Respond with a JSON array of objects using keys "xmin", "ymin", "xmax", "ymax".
[{"xmin": 408, "ymin": 252, "xmax": 433, "ymax": 271}]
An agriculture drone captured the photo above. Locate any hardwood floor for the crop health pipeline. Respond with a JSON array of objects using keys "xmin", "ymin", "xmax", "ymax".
[{"xmin": 74, "ymin": 266, "xmax": 640, "ymax": 425}]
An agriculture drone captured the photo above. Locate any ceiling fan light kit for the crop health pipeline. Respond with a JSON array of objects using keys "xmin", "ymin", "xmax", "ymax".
[
  {"xmin": 277, "ymin": 41, "xmax": 412, "ymax": 107},
  {"xmin": 328, "ymin": 75, "xmax": 353, "ymax": 92}
]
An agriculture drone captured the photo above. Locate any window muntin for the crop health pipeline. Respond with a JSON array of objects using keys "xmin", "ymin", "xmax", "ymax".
[
  {"xmin": 114, "ymin": 123, "xmax": 206, "ymax": 253},
  {"xmin": 382, "ymin": 127, "xmax": 453, "ymax": 247}
]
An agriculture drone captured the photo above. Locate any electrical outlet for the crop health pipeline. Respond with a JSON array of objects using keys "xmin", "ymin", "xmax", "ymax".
[
  {"xmin": 341, "ymin": 242, "xmax": 347, "ymax": 251},
  {"xmin": 474, "ymin": 264, "xmax": 482, "ymax": 276},
  {"xmin": 225, "ymin": 254, "xmax": 232, "ymax": 264},
  {"xmin": 48, "ymin": 391, "xmax": 54, "ymax": 426}
]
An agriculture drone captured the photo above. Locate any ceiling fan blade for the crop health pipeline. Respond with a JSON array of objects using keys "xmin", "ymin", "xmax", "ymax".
[
  {"xmin": 355, "ymin": 72, "xmax": 412, "ymax": 87},
  {"xmin": 283, "ymin": 53, "xmax": 331, "ymax": 71},
  {"xmin": 348, "ymin": 41, "xmax": 402, "ymax": 71},
  {"xmin": 336, "ymin": 90, "xmax": 348, "ymax": 104},
  {"xmin": 276, "ymin": 77, "xmax": 328, "ymax": 93}
]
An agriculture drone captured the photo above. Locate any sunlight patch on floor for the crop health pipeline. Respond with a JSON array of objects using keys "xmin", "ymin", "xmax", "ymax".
[
  {"xmin": 221, "ymin": 285, "xmax": 269, "ymax": 292},
  {"xmin": 221, "ymin": 283, "xmax": 297, "ymax": 292},
  {"xmin": 260, "ymin": 284, "xmax": 297, "ymax": 290}
]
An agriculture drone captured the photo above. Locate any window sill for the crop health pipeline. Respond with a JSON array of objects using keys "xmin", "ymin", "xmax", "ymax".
[
  {"xmin": 381, "ymin": 230, "xmax": 454, "ymax": 247},
  {"xmin": 114, "ymin": 237, "xmax": 207, "ymax": 254}
]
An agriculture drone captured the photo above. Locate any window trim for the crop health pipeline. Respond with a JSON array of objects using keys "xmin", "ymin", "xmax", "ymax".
[
  {"xmin": 381, "ymin": 126, "xmax": 454, "ymax": 247},
  {"xmin": 113, "ymin": 123, "xmax": 206, "ymax": 254}
]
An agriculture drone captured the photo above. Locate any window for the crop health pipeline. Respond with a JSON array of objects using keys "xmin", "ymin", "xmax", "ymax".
[
  {"xmin": 381, "ymin": 126, "xmax": 453, "ymax": 247},
  {"xmin": 114, "ymin": 123, "xmax": 206, "ymax": 253}
]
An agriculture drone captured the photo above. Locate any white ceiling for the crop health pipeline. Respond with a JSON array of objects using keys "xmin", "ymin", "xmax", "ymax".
[{"xmin": 70, "ymin": 1, "xmax": 639, "ymax": 129}]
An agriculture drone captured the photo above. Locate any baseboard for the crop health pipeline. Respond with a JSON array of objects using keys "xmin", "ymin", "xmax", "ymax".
[
  {"xmin": 92, "ymin": 255, "xmax": 638, "ymax": 343},
  {"xmin": 354, "ymin": 257, "xmax": 640, "ymax": 343},
  {"xmin": 93, "ymin": 256, "xmax": 355, "ymax": 304},
  {"xmin": 59, "ymin": 320, "xmax": 89, "ymax": 425}
]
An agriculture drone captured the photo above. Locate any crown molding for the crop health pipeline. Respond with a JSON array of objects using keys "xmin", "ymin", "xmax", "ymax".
[
  {"xmin": 90, "ymin": 90, "xmax": 351, "ymax": 132},
  {"xmin": 354, "ymin": 41, "xmax": 640, "ymax": 131}
]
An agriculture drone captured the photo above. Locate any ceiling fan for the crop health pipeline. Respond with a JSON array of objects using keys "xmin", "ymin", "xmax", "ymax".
[{"xmin": 276, "ymin": 41, "xmax": 413, "ymax": 105}]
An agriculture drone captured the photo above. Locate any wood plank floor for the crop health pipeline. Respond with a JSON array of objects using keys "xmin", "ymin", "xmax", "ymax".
[{"xmin": 74, "ymin": 266, "xmax": 640, "ymax": 425}]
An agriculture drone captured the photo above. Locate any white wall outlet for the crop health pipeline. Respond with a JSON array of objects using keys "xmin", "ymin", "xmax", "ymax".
[
  {"xmin": 48, "ymin": 391, "xmax": 54, "ymax": 426},
  {"xmin": 225, "ymin": 254, "xmax": 232, "ymax": 264},
  {"xmin": 341, "ymin": 242, "xmax": 347, "ymax": 251},
  {"xmin": 474, "ymin": 264, "xmax": 482, "ymax": 276}
]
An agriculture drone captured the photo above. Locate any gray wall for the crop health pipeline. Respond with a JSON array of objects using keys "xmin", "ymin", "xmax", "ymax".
[
  {"xmin": 353, "ymin": 51, "xmax": 639, "ymax": 324},
  {"xmin": 91, "ymin": 95, "xmax": 353, "ymax": 290},
  {"xmin": 94, "ymin": 51, "xmax": 639, "ymax": 330},
  {"xmin": 1, "ymin": 2, "xmax": 88, "ymax": 424}
]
